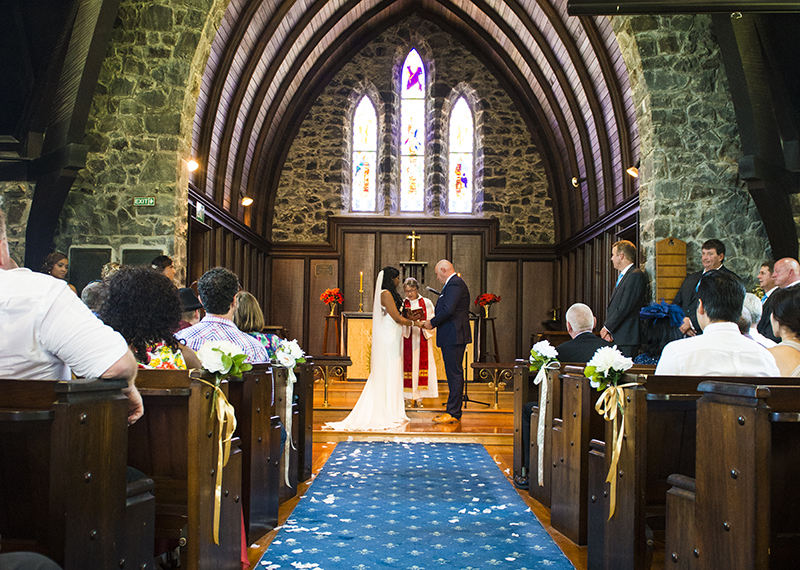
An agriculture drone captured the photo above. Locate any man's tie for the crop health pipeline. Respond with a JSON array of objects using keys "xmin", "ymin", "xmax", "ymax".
[{"xmin": 615, "ymin": 272, "xmax": 623, "ymax": 287}]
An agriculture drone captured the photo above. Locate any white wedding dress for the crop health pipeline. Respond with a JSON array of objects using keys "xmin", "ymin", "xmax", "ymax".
[{"xmin": 324, "ymin": 271, "xmax": 409, "ymax": 431}]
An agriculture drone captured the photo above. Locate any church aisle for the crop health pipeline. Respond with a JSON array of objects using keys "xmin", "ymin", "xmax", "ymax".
[{"xmin": 246, "ymin": 442, "xmax": 587, "ymax": 570}]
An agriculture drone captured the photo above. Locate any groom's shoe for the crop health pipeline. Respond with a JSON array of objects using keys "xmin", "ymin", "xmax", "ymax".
[{"xmin": 432, "ymin": 413, "xmax": 459, "ymax": 423}]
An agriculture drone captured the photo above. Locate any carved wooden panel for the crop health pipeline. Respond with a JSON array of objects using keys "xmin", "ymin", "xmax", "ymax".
[
  {"xmin": 523, "ymin": 261, "xmax": 555, "ymax": 348},
  {"xmin": 487, "ymin": 261, "xmax": 517, "ymax": 363},
  {"xmin": 272, "ymin": 259, "xmax": 304, "ymax": 343},
  {"xmin": 309, "ymin": 259, "xmax": 339, "ymax": 356},
  {"xmin": 343, "ymin": 233, "xmax": 375, "ymax": 312}
]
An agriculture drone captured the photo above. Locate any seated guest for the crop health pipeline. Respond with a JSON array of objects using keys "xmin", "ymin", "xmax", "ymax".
[
  {"xmin": 0, "ymin": 208, "xmax": 142, "ymax": 424},
  {"xmin": 233, "ymin": 291, "xmax": 281, "ymax": 360},
  {"xmin": 177, "ymin": 287, "xmax": 203, "ymax": 330},
  {"xmin": 99, "ymin": 267, "xmax": 201, "ymax": 370},
  {"xmin": 634, "ymin": 302, "xmax": 685, "ymax": 365},
  {"xmin": 515, "ymin": 303, "xmax": 609, "ymax": 490},
  {"xmin": 0, "ymin": 551, "xmax": 63, "ymax": 570},
  {"xmin": 151, "ymin": 254, "xmax": 176, "ymax": 281},
  {"xmin": 175, "ymin": 267, "xmax": 269, "ymax": 363},
  {"xmin": 767, "ymin": 287, "xmax": 800, "ymax": 376},
  {"xmin": 81, "ymin": 280, "xmax": 105, "ymax": 314},
  {"xmin": 742, "ymin": 292, "xmax": 775, "ymax": 348},
  {"xmin": 101, "ymin": 261, "xmax": 121, "ymax": 280},
  {"xmin": 40, "ymin": 251, "xmax": 77, "ymax": 294},
  {"xmin": 655, "ymin": 271, "xmax": 779, "ymax": 376}
]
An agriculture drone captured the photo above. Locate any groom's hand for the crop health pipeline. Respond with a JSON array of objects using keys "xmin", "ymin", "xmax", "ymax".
[{"xmin": 422, "ymin": 320, "xmax": 433, "ymax": 330}]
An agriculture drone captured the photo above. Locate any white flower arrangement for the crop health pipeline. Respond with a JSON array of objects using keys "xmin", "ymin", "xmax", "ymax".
[
  {"xmin": 274, "ymin": 338, "xmax": 306, "ymax": 371},
  {"xmin": 197, "ymin": 340, "xmax": 253, "ymax": 381},
  {"xmin": 529, "ymin": 340, "xmax": 559, "ymax": 371},
  {"xmin": 584, "ymin": 346, "xmax": 633, "ymax": 391}
]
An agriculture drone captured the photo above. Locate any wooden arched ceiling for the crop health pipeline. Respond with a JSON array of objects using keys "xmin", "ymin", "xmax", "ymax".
[{"xmin": 191, "ymin": 0, "xmax": 639, "ymax": 243}]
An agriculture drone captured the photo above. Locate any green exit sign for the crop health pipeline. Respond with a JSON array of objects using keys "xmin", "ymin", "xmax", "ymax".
[{"xmin": 133, "ymin": 196, "xmax": 156, "ymax": 207}]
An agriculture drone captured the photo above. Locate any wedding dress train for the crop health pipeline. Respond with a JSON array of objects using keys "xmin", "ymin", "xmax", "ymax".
[{"xmin": 324, "ymin": 271, "xmax": 409, "ymax": 431}]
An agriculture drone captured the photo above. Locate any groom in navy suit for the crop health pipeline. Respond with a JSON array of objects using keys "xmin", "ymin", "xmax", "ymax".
[
  {"xmin": 423, "ymin": 260, "xmax": 471, "ymax": 423},
  {"xmin": 600, "ymin": 240, "xmax": 647, "ymax": 357}
]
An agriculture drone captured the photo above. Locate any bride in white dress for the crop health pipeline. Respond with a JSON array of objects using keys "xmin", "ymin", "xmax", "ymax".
[{"xmin": 324, "ymin": 267, "xmax": 417, "ymax": 430}]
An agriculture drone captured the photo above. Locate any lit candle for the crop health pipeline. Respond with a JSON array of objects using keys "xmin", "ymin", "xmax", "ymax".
[{"xmin": 359, "ymin": 271, "xmax": 363, "ymax": 292}]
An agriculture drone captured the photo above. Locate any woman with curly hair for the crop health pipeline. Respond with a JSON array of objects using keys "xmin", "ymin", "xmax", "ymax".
[
  {"xmin": 233, "ymin": 291, "xmax": 281, "ymax": 360},
  {"xmin": 99, "ymin": 266, "xmax": 200, "ymax": 370},
  {"xmin": 41, "ymin": 251, "xmax": 77, "ymax": 294}
]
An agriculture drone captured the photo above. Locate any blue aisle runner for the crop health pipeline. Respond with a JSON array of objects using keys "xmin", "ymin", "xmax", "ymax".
[{"xmin": 258, "ymin": 441, "xmax": 575, "ymax": 570}]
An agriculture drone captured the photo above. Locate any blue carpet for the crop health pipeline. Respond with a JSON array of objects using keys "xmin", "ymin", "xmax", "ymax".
[{"xmin": 258, "ymin": 441, "xmax": 575, "ymax": 569}]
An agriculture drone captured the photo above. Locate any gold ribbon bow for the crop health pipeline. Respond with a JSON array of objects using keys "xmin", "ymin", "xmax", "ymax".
[
  {"xmin": 594, "ymin": 381, "xmax": 640, "ymax": 520},
  {"xmin": 532, "ymin": 361, "xmax": 560, "ymax": 487},
  {"xmin": 197, "ymin": 377, "xmax": 238, "ymax": 545},
  {"xmin": 283, "ymin": 366, "xmax": 298, "ymax": 487}
]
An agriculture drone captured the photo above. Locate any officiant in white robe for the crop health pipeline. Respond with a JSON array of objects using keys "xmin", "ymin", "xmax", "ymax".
[{"xmin": 401, "ymin": 277, "xmax": 438, "ymax": 405}]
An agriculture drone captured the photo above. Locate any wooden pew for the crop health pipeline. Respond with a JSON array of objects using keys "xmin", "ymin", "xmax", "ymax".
[
  {"xmin": 513, "ymin": 359, "xmax": 562, "ymax": 508},
  {"xmin": 589, "ymin": 374, "xmax": 799, "ymax": 570},
  {"xmin": 665, "ymin": 381, "xmax": 800, "ymax": 570},
  {"xmin": 0, "ymin": 378, "xmax": 154, "ymax": 570},
  {"xmin": 548, "ymin": 364, "xmax": 655, "ymax": 546},
  {"xmin": 130, "ymin": 370, "xmax": 243, "ymax": 570},
  {"xmin": 226, "ymin": 365, "xmax": 281, "ymax": 543}
]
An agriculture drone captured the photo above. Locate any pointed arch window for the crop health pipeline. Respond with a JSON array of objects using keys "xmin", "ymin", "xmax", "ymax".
[
  {"xmin": 351, "ymin": 96, "xmax": 378, "ymax": 212},
  {"xmin": 400, "ymin": 49, "xmax": 425, "ymax": 212},
  {"xmin": 448, "ymin": 97, "xmax": 474, "ymax": 213}
]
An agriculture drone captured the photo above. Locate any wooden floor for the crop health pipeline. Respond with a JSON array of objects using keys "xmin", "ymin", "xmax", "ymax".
[{"xmin": 246, "ymin": 380, "xmax": 588, "ymax": 569}]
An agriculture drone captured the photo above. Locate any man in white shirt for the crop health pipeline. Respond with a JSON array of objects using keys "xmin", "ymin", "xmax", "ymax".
[
  {"xmin": 0, "ymin": 209, "xmax": 142, "ymax": 424},
  {"xmin": 656, "ymin": 271, "xmax": 779, "ymax": 376}
]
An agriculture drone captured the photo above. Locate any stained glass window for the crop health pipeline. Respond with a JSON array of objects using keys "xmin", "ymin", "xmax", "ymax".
[
  {"xmin": 400, "ymin": 49, "xmax": 425, "ymax": 212},
  {"xmin": 351, "ymin": 96, "xmax": 377, "ymax": 212},
  {"xmin": 448, "ymin": 97, "xmax": 474, "ymax": 213}
]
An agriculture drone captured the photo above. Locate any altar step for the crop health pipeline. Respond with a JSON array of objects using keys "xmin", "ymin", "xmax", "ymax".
[
  {"xmin": 313, "ymin": 380, "xmax": 513, "ymax": 444},
  {"xmin": 313, "ymin": 379, "xmax": 514, "ymax": 411}
]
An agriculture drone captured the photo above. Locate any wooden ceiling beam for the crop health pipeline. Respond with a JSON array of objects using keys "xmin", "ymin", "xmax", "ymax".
[{"xmin": 568, "ymin": 0, "xmax": 800, "ymax": 16}]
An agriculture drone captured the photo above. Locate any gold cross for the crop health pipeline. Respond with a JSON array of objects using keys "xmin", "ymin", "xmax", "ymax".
[{"xmin": 406, "ymin": 230, "xmax": 421, "ymax": 261}]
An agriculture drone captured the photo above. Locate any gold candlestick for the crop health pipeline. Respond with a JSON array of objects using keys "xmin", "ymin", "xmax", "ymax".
[{"xmin": 359, "ymin": 271, "xmax": 364, "ymax": 312}]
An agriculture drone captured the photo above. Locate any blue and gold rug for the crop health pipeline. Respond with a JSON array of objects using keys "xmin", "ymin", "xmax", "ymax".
[{"xmin": 258, "ymin": 441, "xmax": 574, "ymax": 569}]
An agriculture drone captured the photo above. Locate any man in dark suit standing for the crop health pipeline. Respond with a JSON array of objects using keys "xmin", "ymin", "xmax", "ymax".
[
  {"xmin": 672, "ymin": 239, "xmax": 739, "ymax": 336},
  {"xmin": 600, "ymin": 240, "xmax": 647, "ymax": 358},
  {"xmin": 515, "ymin": 303, "xmax": 610, "ymax": 489},
  {"xmin": 423, "ymin": 259, "xmax": 471, "ymax": 424},
  {"xmin": 756, "ymin": 260, "xmax": 779, "ymax": 342}
]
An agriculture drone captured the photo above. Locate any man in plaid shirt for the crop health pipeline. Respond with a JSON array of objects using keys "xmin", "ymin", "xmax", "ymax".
[{"xmin": 176, "ymin": 267, "xmax": 269, "ymax": 363}]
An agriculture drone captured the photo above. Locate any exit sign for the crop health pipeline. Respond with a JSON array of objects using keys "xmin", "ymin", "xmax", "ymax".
[{"xmin": 133, "ymin": 196, "xmax": 156, "ymax": 207}]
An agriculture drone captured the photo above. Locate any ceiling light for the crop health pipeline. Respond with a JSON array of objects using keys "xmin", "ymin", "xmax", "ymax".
[
  {"xmin": 571, "ymin": 176, "xmax": 586, "ymax": 188},
  {"xmin": 187, "ymin": 158, "xmax": 199, "ymax": 172},
  {"xmin": 241, "ymin": 196, "xmax": 253, "ymax": 207},
  {"xmin": 626, "ymin": 160, "xmax": 640, "ymax": 178}
]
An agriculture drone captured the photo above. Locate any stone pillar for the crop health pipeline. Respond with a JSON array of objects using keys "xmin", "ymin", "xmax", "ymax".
[{"xmin": 613, "ymin": 14, "xmax": 770, "ymax": 288}]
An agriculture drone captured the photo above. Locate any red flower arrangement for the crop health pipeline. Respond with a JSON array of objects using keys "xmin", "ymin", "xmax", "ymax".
[
  {"xmin": 475, "ymin": 293, "xmax": 501, "ymax": 307},
  {"xmin": 320, "ymin": 288, "xmax": 344, "ymax": 305}
]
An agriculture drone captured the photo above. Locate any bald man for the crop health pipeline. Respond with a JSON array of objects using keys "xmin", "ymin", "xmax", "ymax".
[
  {"xmin": 759, "ymin": 258, "xmax": 800, "ymax": 343},
  {"xmin": 422, "ymin": 260, "xmax": 471, "ymax": 423}
]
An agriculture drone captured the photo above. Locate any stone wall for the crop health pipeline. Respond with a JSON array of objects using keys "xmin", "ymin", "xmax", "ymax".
[
  {"xmin": 54, "ymin": 0, "xmax": 227, "ymax": 281},
  {"xmin": 273, "ymin": 15, "xmax": 554, "ymax": 245},
  {"xmin": 0, "ymin": 181, "xmax": 34, "ymax": 266},
  {"xmin": 613, "ymin": 14, "xmax": 770, "ymax": 289}
]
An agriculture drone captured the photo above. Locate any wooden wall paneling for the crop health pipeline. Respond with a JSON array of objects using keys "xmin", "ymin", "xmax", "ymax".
[
  {"xmin": 560, "ymin": 257, "xmax": 568, "ymax": 324},
  {"xmin": 568, "ymin": 250, "xmax": 577, "ymax": 309},
  {"xmin": 523, "ymin": 261, "xmax": 555, "ymax": 345},
  {"xmin": 308, "ymin": 259, "xmax": 339, "ymax": 357},
  {"xmin": 452, "ymin": 234, "xmax": 483, "ymax": 308},
  {"xmin": 576, "ymin": 246, "xmax": 585, "ymax": 304},
  {"xmin": 343, "ymin": 233, "xmax": 375, "ymax": 313},
  {"xmin": 414, "ymin": 233, "xmax": 448, "ymax": 292},
  {"xmin": 243, "ymin": 246, "xmax": 252, "ymax": 294},
  {"xmin": 258, "ymin": 253, "xmax": 268, "ymax": 320},
  {"xmin": 214, "ymin": 227, "xmax": 225, "ymax": 268},
  {"xmin": 583, "ymin": 242, "xmax": 592, "ymax": 303},
  {"xmin": 486, "ymin": 261, "xmax": 517, "ymax": 362},
  {"xmin": 234, "ymin": 238, "xmax": 243, "ymax": 284},
  {"xmin": 593, "ymin": 237, "xmax": 604, "ymax": 320},
  {"xmin": 271, "ymin": 259, "xmax": 305, "ymax": 345},
  {"xmin": 225, "ymin": 233, "xmax": 234, "ymax": 269},
  {"xmin": 380, "ymin": 232, "xmax": 411, "ymax": 278}
]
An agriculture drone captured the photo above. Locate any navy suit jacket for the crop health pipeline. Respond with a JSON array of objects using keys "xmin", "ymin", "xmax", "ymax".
[
  {"xmin": 673, "ymin": 265, "xmax": 739, "ymax": 332},
  {"xmin": 556, "ymin": 332, "xmax": 612, "ymax": 364},
  {"xmin": 605, "ymin": 267, "xmax": 647, "ymax": 347},
  {"xmin": 430, "ymin": 275, "xmax": 472, "ymax": 347},
  {"xmin": 757, "ymin": 293, "xmax": 780, "ymax": 342}
]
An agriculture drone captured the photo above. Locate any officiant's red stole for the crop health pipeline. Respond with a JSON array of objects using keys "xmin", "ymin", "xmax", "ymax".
[{"xmin": 403, "ymin": 299, "xmax": 428, "ymax": 388}]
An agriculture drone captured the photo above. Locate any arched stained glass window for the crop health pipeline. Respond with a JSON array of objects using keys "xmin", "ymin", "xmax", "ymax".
[
  {"xmin": 448, "ymin": 97, "xmax": 474, "ymax": 213},
  {"xmin": 351, "ymin": 96, "xmax": 377, "ymax": 212},
  {"xmin": 400, "ymin": 49, "xmax": 425, "ymax": 212}
]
